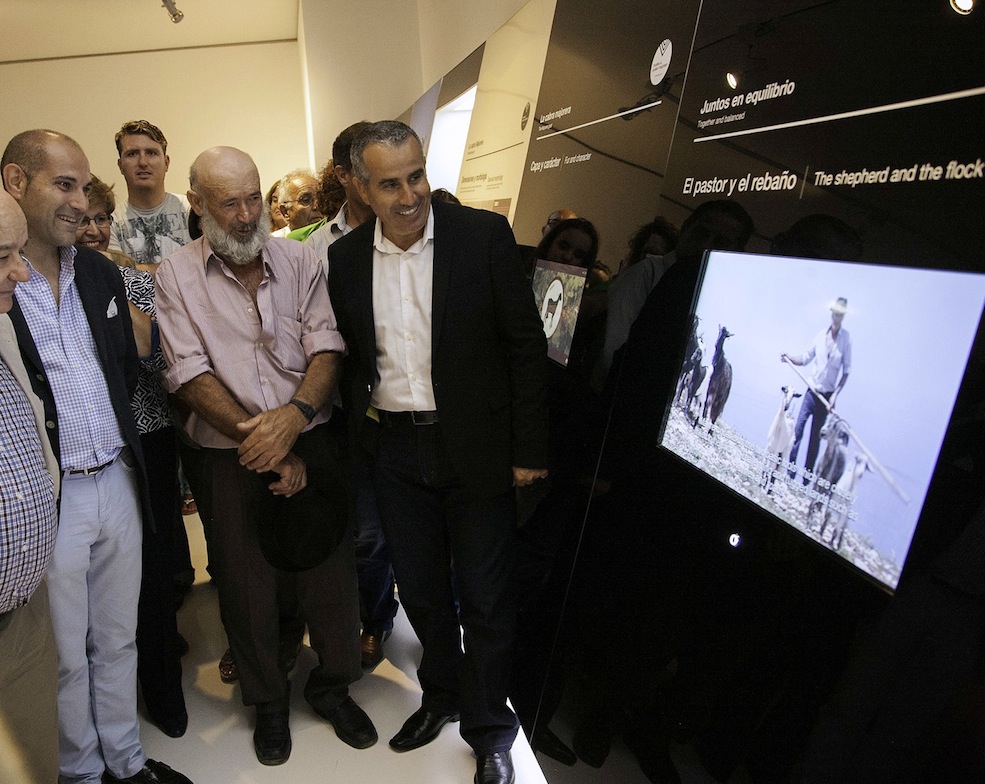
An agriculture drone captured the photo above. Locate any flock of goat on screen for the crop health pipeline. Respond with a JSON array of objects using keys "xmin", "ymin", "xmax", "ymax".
[{"xmin": 674, "ymin": 317, "xmax": 870, "ymax": 551}]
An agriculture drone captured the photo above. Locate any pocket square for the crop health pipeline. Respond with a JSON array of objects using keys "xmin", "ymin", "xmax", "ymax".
[{"xmin": 106, "ymin": 296, "xmax": 118, "ymax": 318}]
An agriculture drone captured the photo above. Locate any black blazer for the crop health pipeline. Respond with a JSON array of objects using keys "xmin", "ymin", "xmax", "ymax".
[
  {"xmin": 9, "ymin": 246, "xmax": 153, "ymax": 528},
  {"xmin": 328, "ymin": 200, "xmax": 549, "ymax": 499}
]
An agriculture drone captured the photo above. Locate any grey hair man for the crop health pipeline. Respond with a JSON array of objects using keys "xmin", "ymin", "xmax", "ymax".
[{"xmin": 330, "ymin": 120, "xmax": 549, "ymax": 784}]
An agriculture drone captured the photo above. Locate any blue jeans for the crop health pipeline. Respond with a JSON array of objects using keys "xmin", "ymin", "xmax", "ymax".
[{"xmin": 789, "ymin": 389, "xmax": 831, "ymax": 478}]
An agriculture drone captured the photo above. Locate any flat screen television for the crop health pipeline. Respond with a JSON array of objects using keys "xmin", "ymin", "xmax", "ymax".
[
  {"xmin": 531, "ymin": 258, "xmax": 588, "ymax": 367},
  {"xmin": 658, "ymin": 250, "xmax": 985, "ymax": 591}
]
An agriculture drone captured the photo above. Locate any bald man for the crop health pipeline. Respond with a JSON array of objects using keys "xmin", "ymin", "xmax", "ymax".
[
  {"xmin": 0, "ymin": 190, "xmax": 60, "ymax": 784},
  {"xmin": 155, "ymin": 147, "xmax": 372, "ymax": 765},
  {"xmin": 2, "ymin": 129, "xmax": 192, "ymax": 784}
]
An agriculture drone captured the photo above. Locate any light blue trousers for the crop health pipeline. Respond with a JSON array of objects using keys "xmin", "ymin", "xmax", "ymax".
[{"xmin": 49, "ymin": 458, "xmax": 146, "ymax": 784}]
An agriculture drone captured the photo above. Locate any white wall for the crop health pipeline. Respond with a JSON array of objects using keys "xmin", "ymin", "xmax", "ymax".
[
  {"xmin": 1, "ymin": 0, "xmax": 533, "ymax": 193},
  {"xmin": 0, "ymin": 42, "xmax": 310, "ymax": 196},
  {"xmin": 300, "ymin": 0, "xmax": 530, "ymax": 167}
]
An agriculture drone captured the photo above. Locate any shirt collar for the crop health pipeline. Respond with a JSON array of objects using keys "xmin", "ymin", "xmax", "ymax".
[
  {"xmin": 328, "ymin": 204, "xmax": 351, "ymax": 238},
  {"xmin": 372, "ymin": 206, "xmax": 434, "ymax": 255},
  {"xmin": 20, "ymin": 244, "xmax": 77, "ymax": 279}
]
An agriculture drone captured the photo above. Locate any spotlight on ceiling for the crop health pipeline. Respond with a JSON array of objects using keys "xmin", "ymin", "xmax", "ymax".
[
  {"xmin": 726, "ymin": 72, "xmax": 739, "ymax": 89},
  {"xmin": 950, "ymin": 0, "xmax": 974, "ymax": 14},
  {"xmin": 162, "ymin": 0, "xmax": 184, "ymax": 23}
]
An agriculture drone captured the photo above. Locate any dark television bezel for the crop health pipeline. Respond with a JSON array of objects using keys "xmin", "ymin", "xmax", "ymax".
[{"xmin": 655, "ymin": 249, "xmax": 985, "ymax": 596}]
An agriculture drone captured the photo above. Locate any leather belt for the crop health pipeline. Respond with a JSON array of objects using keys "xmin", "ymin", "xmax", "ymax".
[
  {"xmin": 378, "ymin": 410, "xmax": 439, "ymax": 426},
  {"xmin": 66, "ymin": 454, "xmax": 118, "ymax": 476}
]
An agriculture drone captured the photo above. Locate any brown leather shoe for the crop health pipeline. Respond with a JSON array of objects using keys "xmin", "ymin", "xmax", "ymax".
[
  {"xmin": 360, "ymin": 628, "xmax": 391, "ymax": 670},
  {"xmin": 218, "ymin": 647, "xmax": 238, "ymax": 683}
]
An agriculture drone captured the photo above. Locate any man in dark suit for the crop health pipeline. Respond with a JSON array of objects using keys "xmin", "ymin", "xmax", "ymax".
[
  {"xmin": 2, "ymin": 129, "xmax": 191, "ymax": 784},
  {"xmin": 328, "ymin": 120, "xmax": 548, "ymax": 784}
]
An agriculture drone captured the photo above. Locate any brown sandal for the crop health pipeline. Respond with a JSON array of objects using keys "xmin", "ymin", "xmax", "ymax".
[{"xmin": 218, "ymin": 647, "xmax": 239, "ymax": 683}]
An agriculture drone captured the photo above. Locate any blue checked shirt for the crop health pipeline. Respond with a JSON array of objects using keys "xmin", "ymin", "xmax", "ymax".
[
  {"xmin": 0, "ymin": 357, "xmax": 57, "ymax": 614},
  {"xmin": 16, "ymin": 247, "xmax": 126, "ymax": 471}
]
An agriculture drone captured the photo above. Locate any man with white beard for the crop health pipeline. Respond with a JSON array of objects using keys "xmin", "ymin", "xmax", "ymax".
[{"xmin": 155, "ymin": 147, "xmax": 373, "ymax": 764}]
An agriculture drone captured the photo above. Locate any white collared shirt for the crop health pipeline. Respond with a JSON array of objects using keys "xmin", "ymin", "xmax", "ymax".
[
  {"xmin": 370, "ymin": 208, "xmax": 437, "ymax": 412},
  {"xmin": 308, "ymin": 204, "xmax": 354, "ymax": 278}
]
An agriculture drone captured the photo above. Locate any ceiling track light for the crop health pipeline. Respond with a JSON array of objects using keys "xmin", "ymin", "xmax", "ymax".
[{"xmin": 162, "ymin": 0, "xmax": 184, "ymax": 23}]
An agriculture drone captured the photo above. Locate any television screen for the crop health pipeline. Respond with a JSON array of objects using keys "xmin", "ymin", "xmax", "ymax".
[
  {"xmin": 531, "ymin": 258, "xmax": 588, "ymax": 367},
  {"xmin": 658, "ymin": 250, "xmax": 985, "ymax": 591}
]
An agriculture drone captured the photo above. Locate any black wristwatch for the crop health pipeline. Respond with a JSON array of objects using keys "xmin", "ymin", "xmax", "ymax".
[{"xmin": 288, "ymin": 398, "xmax": 317, "ymax": 422}]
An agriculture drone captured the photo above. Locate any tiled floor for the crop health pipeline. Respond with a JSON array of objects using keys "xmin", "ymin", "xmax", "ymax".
[{"xmin": 138, "ymin": 514, "xmax": 546, "ymax": 784}]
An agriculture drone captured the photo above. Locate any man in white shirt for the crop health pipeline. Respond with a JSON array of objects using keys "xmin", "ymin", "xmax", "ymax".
[
  {"xmin": 302, "ymin": 122, "xmax": 375, "ymax": 273},
  {"xmin": 109, "ymin": 120, "xmax": 190, "ymax": 265},
  {"xmin": 329, "ymin": 120, "xmax": 549, "ymax": 784},
  {"xmin": 782, "ymin": 297, "xmax": 852, "ymax": 482}
]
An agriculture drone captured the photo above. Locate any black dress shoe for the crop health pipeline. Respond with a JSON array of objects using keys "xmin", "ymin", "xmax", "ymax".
[
  {"xmin": 254, "ymin": 709, "xmax": 291, "ymax": 765},
  {"xmin": 103, "ymin": 759, "xmax": 194, "ymax": 783},
  {"xmin": 314, "ymin": 696, "xmax": 378, "ymax": 749},
  {"xmin": 146, "ymin": 705, "xmax": 188, "ymax": 738},
  {"xmin": 388, "ymin": 706, "xmax": 460, "ymax": 751},
  {"xmin": 475, "ymin": 751, "xmax": 515, "ymax": 784},
  {"xmin": 360, "ymin": 628, "xmax": 391, "ymax": 669}
]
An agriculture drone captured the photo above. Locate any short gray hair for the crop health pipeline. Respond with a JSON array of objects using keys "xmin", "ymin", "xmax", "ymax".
[{"xmin": 350, "ymin": 121, "xmax": 423, "ymax": 183}]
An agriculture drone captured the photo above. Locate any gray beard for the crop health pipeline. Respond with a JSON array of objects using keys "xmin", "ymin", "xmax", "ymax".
[{"xmin": 201, "ymin": 208, "xmax": 271, "ymax": 266}]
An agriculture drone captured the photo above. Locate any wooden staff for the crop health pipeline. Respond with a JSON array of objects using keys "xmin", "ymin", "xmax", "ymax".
[{"xmin": 782, "ymin": 357, "xmax": 910, "ymax": 503}]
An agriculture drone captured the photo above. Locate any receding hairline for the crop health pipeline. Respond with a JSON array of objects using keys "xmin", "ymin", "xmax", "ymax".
[
  {"xmin": 350, "ymin": 121, "xmax": 424, "ymax": 183},
  {"xmin": 2, "ymin": 129, "xmax": 85, "ymax": 181}
]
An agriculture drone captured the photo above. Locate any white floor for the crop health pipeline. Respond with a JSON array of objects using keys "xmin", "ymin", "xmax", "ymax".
[{"xmin": 139, "ymin": 514, "xmax": 546, "ymax": 784}]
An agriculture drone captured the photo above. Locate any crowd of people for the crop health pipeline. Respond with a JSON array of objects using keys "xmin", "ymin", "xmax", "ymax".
[{"xmin": 1, "ymin": 115, "xmax": 897, "ymax": 784}]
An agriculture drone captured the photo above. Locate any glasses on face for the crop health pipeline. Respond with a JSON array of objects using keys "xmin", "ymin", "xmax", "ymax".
[
  {"xmin": 78, "ymin": 214, "xmax": 112, "ymax": 229},
  {"xmin": 280, "ymin": 193, "xmax": 315, "ymax": 210}
]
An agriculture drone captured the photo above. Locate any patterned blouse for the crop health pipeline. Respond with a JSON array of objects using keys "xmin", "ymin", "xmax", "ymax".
[{"xmin": 119, "ymin": 266, "xmax": 173, "ymax": 434}]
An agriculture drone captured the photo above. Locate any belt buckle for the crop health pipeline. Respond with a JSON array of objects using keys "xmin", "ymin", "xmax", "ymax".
[{"xmin": 410, "ymin": 410, "xmax": 437, "ymax": 425}]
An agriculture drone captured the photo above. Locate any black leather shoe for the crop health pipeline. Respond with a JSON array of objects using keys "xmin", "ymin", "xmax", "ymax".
[
  {"xmin": 475, "ymin": 751, "xmax": 515, "ymax": 784},
  {"xmin": 254, "ymin": 709, "xmax": 291, "ymax": 765},
  {"xmin": 103, "ymin": 759, "xmax": 193, "ymax": 783},
  {"xmin": 146, "ymin": 704, "xmax": 188, "ymax": 738},
  {"xmin": 389, "ymin": 706, "xmax": 460, "ymax": 751},
  {"xmin": 314, "ymin": 696, "xmax": 378, "ymax": 749},
  {"xmin": 360, "ymin": 628, "xmax": 391, "ymax": 669}
]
